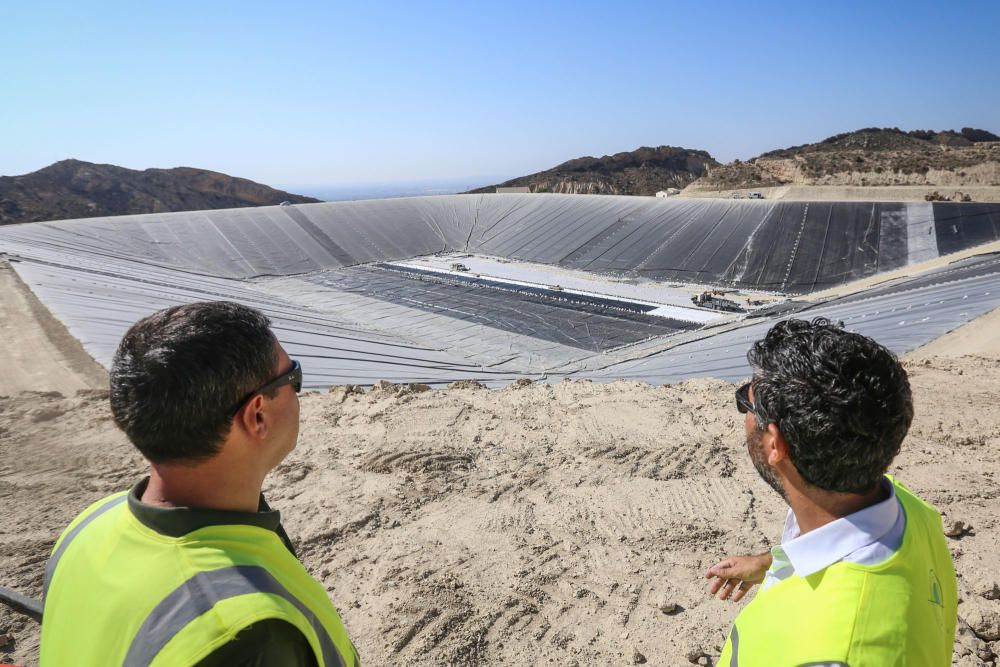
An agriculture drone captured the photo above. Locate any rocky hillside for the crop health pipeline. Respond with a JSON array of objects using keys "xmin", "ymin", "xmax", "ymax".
[
  {"xmin": 688, "ymin": 127, "xmax": 1000, "ymax": 192},
  {"xmin": 468, "ymin": 146, "xmax": 718, "ymax": 196},
  {"xmin": 0, "ymin": 160, "xmax": 320, "ymax": 225}
]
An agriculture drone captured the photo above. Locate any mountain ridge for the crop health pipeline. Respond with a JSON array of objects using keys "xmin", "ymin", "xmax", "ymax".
[
  {"xmin": 0, "ymin": 159, "xmax": 319, "ymax": 225},
  {"xmin": 466, "ymin": 146, "xmax": 718, "ymax": 196},
  {"xmin": 467, "ymin": 128, "xmax": 1000, "ymax": 198},
  {"xmin": 6, "ymin": 126, "xmax": 999, "ymax": 223}
]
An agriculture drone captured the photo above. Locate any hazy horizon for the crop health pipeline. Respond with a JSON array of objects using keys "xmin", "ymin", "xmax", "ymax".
[{"xmin": 285, "ymin": 176, "xmax": 507, "ymax": 202}]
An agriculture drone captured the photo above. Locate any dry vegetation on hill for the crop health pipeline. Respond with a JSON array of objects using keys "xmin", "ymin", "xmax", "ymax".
[
  {"xmin": 468, "ymin": 146, "xmax": 718, "ymax": 196},
  {"xmin": 688, "ymin": 128, "xmax": 1000, "ymax": 194}
]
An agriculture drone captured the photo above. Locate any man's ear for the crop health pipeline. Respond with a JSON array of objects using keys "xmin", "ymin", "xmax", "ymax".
[
  {"xmin": 765, "ymin": 423, "xmax": 790, "ymax": 464},
  {"xmin": 236, "ymin": 394, "xmax": 268, "ymax": 438}
]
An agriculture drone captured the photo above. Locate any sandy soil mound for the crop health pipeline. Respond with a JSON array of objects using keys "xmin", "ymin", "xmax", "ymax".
[
  {"xmin": 3, "ymin": 343, "xmax": 1000, "ymax": 664},
  {"xmin": 0, "ymin": 262, "xmax": 106, "ymax": 395}
]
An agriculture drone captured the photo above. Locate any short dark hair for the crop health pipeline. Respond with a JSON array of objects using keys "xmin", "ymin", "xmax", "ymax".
[
  {"xmin": 110, "ymin": 301, "xmax": 278, "ymax": 463},
  {"xmin": 747, "ymin": 318, "xmax": 912, "ymax": 494}
]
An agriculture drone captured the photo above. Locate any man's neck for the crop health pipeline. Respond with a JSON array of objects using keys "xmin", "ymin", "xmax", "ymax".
[
  {"xmin": 787, "ymin": 480, "xmax": 889, "ymax": 535},
  {"xmin": 141, "ymin": 459, "xmax": 264, "ymax": 514}
]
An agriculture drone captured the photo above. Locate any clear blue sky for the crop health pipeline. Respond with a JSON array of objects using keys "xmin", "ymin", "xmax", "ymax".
[{"xmin": 3, "ymin": 1, "xmax": 999, "ymax": 189}]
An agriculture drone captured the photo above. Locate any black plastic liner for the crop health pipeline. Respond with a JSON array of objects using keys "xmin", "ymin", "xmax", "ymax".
[
  {"xmin": 5, "ymin": 197, "xmax": 1000, "ymax": 388},
  {"xmin": 378, "ymin": 263, "xmax": 661, "ymax": 314},
  {"xmin": 819, "ymin": 252, "xmax": 1000, "ymax": 307},
  {"xmin": 310, "ymin": 265, "xmax": 699, "ymax": 352},
  {"xmin": 932, "ymin": 203, "xmax": 1000, "ymax": 256},
  {"xmin": 3, "ymin": 196, "xmax": 999, "ymax": 295}
]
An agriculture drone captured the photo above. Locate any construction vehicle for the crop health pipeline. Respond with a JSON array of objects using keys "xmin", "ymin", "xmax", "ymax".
[{"xmin": 691, "ymin": 290, "xmax": 745, "ymax": 313}]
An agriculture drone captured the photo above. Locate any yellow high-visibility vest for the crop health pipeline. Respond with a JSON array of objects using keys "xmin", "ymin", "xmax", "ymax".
[
  {"xmin": 719, "ymin": 477, "xmax": 957, "ymax": 666},
  {"xmin": 40, "ymin": 492, "xmax": 360, "ymax": 667}
]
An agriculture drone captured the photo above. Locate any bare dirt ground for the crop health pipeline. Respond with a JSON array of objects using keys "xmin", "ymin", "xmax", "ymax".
[
  {"xmin": 678, "ymin": 184, "xmax": 1000, "ymax": 202},
  {"xmin": 0, "ymin": 261, "xmax": 106, "ymax": 395},
  {"xmin": 2, "ymin": 294, "xmax": 999, "ymax": 664}
]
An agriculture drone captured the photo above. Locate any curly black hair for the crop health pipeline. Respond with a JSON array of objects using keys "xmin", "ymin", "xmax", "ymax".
[{"xmin": 747, "ymin": 318, "xmax": 913, "ymax": 494}]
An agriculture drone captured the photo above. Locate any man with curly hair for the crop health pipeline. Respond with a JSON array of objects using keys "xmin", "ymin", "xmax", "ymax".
[{"xmin": 705, "ymin": 318, "xmax": 957, "ymax": 666}]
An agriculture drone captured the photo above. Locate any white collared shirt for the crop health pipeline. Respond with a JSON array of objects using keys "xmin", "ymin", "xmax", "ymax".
[{"xmin": 761, "ymin": 478, "xmax": 906, "ymax": 591}]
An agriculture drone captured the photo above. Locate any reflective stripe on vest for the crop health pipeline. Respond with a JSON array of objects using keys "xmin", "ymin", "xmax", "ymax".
[
  {"xmin": 42, "ymin": 493, "xmax": 359, "ymax": 667},
  {"xmin": 122, "ymin": 565, "xmax": 345, "ymax": 667},
  {"xmin": 43, "ymin": 494, "xmax": 127, "ymax": 600}
]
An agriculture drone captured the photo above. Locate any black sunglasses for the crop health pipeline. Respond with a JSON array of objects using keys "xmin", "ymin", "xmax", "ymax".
[
  {"xmin": 735, "ymin": 382, "xmax": 754, "ymax": 414},
  {"xmin": 228, "ymin": 360, "xmax": 303, "ymax": 418}
]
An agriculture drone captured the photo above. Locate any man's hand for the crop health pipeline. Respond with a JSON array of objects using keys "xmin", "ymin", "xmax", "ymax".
[{"xmin": 704, "ymin": 553, "xmax": 772, "ymax": 602}]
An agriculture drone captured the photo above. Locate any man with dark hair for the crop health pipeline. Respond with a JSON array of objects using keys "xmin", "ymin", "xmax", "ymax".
[
  {"xmin": 705, "ymin": 318, "xmax": 956, "ymax": 666},
  {"xmin": 40, "ymin": 301, "xmax": 360, "ymax": 667}
]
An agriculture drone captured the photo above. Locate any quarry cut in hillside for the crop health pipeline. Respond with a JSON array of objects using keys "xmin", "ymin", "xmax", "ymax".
[{"xmin": 685, "ymin": 127, "xmax": 1000, "ymax": 195}]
